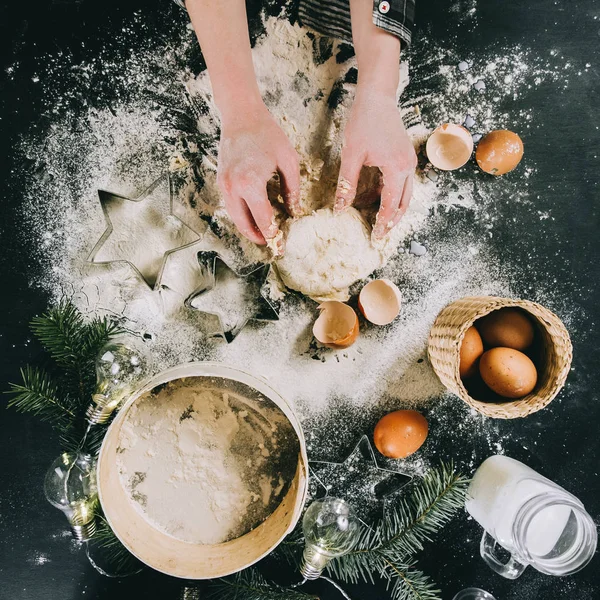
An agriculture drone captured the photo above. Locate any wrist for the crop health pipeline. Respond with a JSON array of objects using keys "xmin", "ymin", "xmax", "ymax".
[
  {"xmin": 354, "ymin": 29, "xmax": 401, "ymax": 99},
  {"xmin": 354, "ymin": 82, "xmax": 398, "ymax": 107},
  {"xmin": 217, "ymin": 87, "xmax": 265, "ymax": 125}
]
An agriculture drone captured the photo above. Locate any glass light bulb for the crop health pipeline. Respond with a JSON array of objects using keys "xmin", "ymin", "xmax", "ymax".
[
  {"xmin": 300, "ymin": 497, "xmax": 360, "ymax": 580},
  {"xmin": 87, "ymin": 337, "xmax": 147, "ymax": 424},
  {"xmin": 44, "ymin": 453, "xmax": 98, "ymax": 541}
]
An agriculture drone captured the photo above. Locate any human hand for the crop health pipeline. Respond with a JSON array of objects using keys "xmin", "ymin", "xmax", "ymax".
[
  {"xmin": 217, "ymin": 103, "xmax": 301, "ymax": 250},
  {"xmin": 335, "ymin": 89, "xmax": 417, "ymax": 239}
]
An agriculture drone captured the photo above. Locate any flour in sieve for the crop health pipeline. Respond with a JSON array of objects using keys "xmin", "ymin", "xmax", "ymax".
[{"xmin": 117, "ymin": 377, "xmax": 299, "ymax": 544}]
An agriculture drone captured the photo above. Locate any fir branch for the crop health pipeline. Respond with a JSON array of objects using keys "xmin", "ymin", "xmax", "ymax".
[
  {"xmin": 5, "ymin": 366, "xmax": 75, "ymax": 426},
  {"xmin": 274, "ymin": 528, "xmax": 304, "ymax": 567},
  {"xmin": 30, "ymin": 301, "xmax": 90, "ymax": 367},
  {"xmin": 60, "ymin": 422, "xmax": 109, "ymax": 455},
  {"xmin": 206, "ymin": 569, "xmax": 318, "ymax": 600},
  {"xmin": 327, "ymin": 463, "xmax": 469, "ymax": 600},
  {"xmin": 31, "ymin": 301, "xmax": 122, "ymax": 408},
  {"xmin": 6, "ymin": 302, "xmax": 123, "ymax": 452},
  {"xmin": 386, "ymin": 563, "xmax": 439, "ymax": 600}
]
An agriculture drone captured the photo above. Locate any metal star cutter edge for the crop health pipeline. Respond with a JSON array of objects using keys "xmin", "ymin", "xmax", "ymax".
[
  {"xmin": 185, "ymin": 250, "xmax": 280, "ymax": 343},
  {"xmin": 87, "ymin": 173, "xmax": 203, "ymax": 291},
  {"xmin": 309, "ymin": 434, "xmax": 413, "ymax": 526}
]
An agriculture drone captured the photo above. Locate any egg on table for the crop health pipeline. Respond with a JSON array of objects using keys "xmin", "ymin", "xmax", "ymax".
[
  {"xmin": 460, "ymin": 326, "xmax": 484, "ymax": 379},
  {"xmin": 477, "ymin": 308, "xmax": 535, "ymax": 351},
  {"xmin": 476, "ymin": 130, "xmax": 524, "ymax": 175},
  {"xmin": 373, "ymin": 410, "xmax": 428, "ymax": 459},
  {"xmin": 479, "ymin": 347, "xmax": 538, "ymax": 398}
]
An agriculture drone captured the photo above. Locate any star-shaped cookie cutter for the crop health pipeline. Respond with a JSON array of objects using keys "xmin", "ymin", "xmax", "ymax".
[
  {"xmin": 309, "ymin": 435, "xmax": 412, "ymax": 525},
  {"xmin": 88, "ymin": 173, "xmax": 202, "ymax": 290},
  {"xmin": 185, "ymin": 251, "xmax": 280, "ymax": 343}
]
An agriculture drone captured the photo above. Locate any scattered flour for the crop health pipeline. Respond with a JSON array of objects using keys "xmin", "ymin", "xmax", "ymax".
[{"xmin": 14, "ymin": 9, "xmax": 580, "ymax": 479}]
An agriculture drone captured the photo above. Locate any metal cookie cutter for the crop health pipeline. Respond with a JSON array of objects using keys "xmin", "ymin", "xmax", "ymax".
[
  {"xmin": 88, "ymin": 173, "xmax": 202, "ymax": 290},
  {"xmin": 309, "ymin": 435, "xmax": 412, "ymax": 525},
  {"xmin": 186, "ymin": 251, "xmax": 280, "ymax": 343}
]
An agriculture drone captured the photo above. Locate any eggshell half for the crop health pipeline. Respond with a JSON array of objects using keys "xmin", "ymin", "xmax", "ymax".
[
  {"xmin": 426, "ymin": 123, "xmax": 474, "ymax": 171},
  {"xmin": 358, "ymin": 279, "xmax": 402, "ymax": 325},
  {"xmin": 313, "ymin": 301, "xmax": 359, "ymax": 348}
]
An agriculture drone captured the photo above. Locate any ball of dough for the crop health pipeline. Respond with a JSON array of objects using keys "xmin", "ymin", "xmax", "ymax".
[{"xmin": 276, "ymin": 208, "xmax": 383, "ymax": 301}]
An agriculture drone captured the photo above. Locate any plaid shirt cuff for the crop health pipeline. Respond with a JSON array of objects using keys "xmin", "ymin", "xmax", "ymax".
[{"xmin": 372, "ymin": 0, "xmax": 415, "ymax": 48}]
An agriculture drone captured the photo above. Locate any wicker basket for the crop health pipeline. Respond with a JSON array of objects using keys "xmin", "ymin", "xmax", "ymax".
[{"xmin": 427, "ymin": 296, "xmax": 572, "ymax": 419}]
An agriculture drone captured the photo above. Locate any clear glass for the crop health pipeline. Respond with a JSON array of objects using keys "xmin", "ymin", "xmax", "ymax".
[
  {"xmin": 44, "ymin": 453, "xmax": 98, "ymax": 541},
  {"xmin": 453, "ymin": 589, "xmax": 496, "ymax": 600},
  {"xmin": 300, "ymin": 497, "xmax": 360, "ymax": 579},
  {"xmin": 467, "ymin": 456, "xmax": 597, "ymax": 579}
]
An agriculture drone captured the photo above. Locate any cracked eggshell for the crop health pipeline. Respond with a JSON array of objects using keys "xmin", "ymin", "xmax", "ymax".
[
  {"xmin": 358, "ymin": 279, "xmax": 402, "ymax": 326},
  {"xmin": 426, "ymin": 123, "xmax": 474, "ymax": 171},
  {"xmin": 313, "ymin": 301, "xmax": 359, "ymax": 348}
]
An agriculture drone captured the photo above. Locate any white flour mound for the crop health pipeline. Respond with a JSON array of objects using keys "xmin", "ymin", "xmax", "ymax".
[
  {"xmin": 116, "ymin": 378, "xmax": 298, "ymax": 545},
  {"xmin": 276, "ymin": 207, "xmax": 384, "ymax": 301}
]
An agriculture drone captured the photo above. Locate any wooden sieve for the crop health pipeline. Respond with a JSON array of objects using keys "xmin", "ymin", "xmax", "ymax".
[
  {"xmin": 97, "ymin": 362, "xmax": 308, "ymax": 578},
  {"xmin": 427, "ymin": 296, "xmax": 572, "ymax": 419}
]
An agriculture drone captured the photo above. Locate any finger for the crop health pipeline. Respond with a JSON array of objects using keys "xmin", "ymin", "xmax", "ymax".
[
  {"xmin": 242, "ymin": 186, "xmax": 280, "ymax": 241},
  {"xmin": 335, "ymin": 147, "xmax": 365, "ymax": 212},
  {"xmin": 388, "ymin": 175, "xmax": 413, "ymax": 231},
  {"xmin": 278, "ymin": 151, "xmax": 302, "ymax": 217},
  {"xmin": 373, "ymin": 167, "xmax": 405, "ymax": 239},
  {"xmin": 223, "ymin": 192, "xmax": 266, "ymax": 245}
]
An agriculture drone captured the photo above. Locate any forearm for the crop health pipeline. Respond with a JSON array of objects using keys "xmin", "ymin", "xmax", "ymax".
[
  {"xmin": 186, "ymin": 0, "xmax": 262, "ymax": 121},
  {"xmin": 349, "ymin": 0, "xmax": 401, "ymax": 98}
]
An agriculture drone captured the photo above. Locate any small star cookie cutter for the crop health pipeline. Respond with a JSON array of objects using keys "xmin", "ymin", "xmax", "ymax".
[
  {"xmin": 185, "ymin": 251, "xmax": 280, "ymax": 343},
  {"xmin": 309, "ymin": 434, "xmax": 412, "ymax": 525}
]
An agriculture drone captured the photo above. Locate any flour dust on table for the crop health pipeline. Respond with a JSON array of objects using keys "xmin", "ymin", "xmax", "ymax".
[{"xmin": 15, "ymin": 9, "xmax": 581, "ymax": 480}]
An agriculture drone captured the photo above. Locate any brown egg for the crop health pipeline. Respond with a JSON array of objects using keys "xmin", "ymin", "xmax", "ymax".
[
  {"xmin": 477, "ymin": 308, "xmax": 535, "ymax": 351},
  {"xmin": 460, "ymin": 326, "xmax": 484, "ymax": 379},
  {"xmin": 479, "ymin": 347, "xmax": 538, "ymax": 399},
  {"xmin": 374, "ymin": 410, "xmax": 428, "ymax": 459},
  {"xmin": 476, "ymin": 130, "xmax": 524, "ymax": 175}
]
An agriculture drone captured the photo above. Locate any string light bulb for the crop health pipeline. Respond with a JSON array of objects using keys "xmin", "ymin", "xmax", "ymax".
[
  {"xmin": 300, "ymin": 497, "xmax": 360, "ymax": 580},
  {"xmin": 86, "ymin": 337, "xmax": 147, "ymax": 425},
  {"xmin": 44, "ymin": 453, "xmax": 98, "ymax": 541}
]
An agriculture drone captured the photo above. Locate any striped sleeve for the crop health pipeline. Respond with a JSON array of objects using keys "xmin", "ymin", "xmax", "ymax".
[{"xmin": 299, "ymin": 0, "xmax": 415, "ymax": 47}]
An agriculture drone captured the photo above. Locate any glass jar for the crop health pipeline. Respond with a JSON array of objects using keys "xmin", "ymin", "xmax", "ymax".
[{"xmin": 466, "ymin": 455, "xmax": 597, "ymax": 579}]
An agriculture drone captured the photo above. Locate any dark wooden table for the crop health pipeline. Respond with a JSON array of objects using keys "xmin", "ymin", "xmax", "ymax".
[{"xmin": 1, "ymin": 1, "xmax": 599, "ymax": 598}]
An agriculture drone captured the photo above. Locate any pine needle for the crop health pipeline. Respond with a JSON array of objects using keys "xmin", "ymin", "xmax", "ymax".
[
  {"xmin": 30, "ymin": 301, "xmax": 90, "ymax": 367},
  {"xmin": 5, "ymin": 302, "xmax": 123, "ymax": 452},
  {"xmin": 327, "ymin": 463, "xmax": 469, "ymax": 600},
  {"xmin": 6, "ymin": 366, "xmax": 75, "ymax": 426}
]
